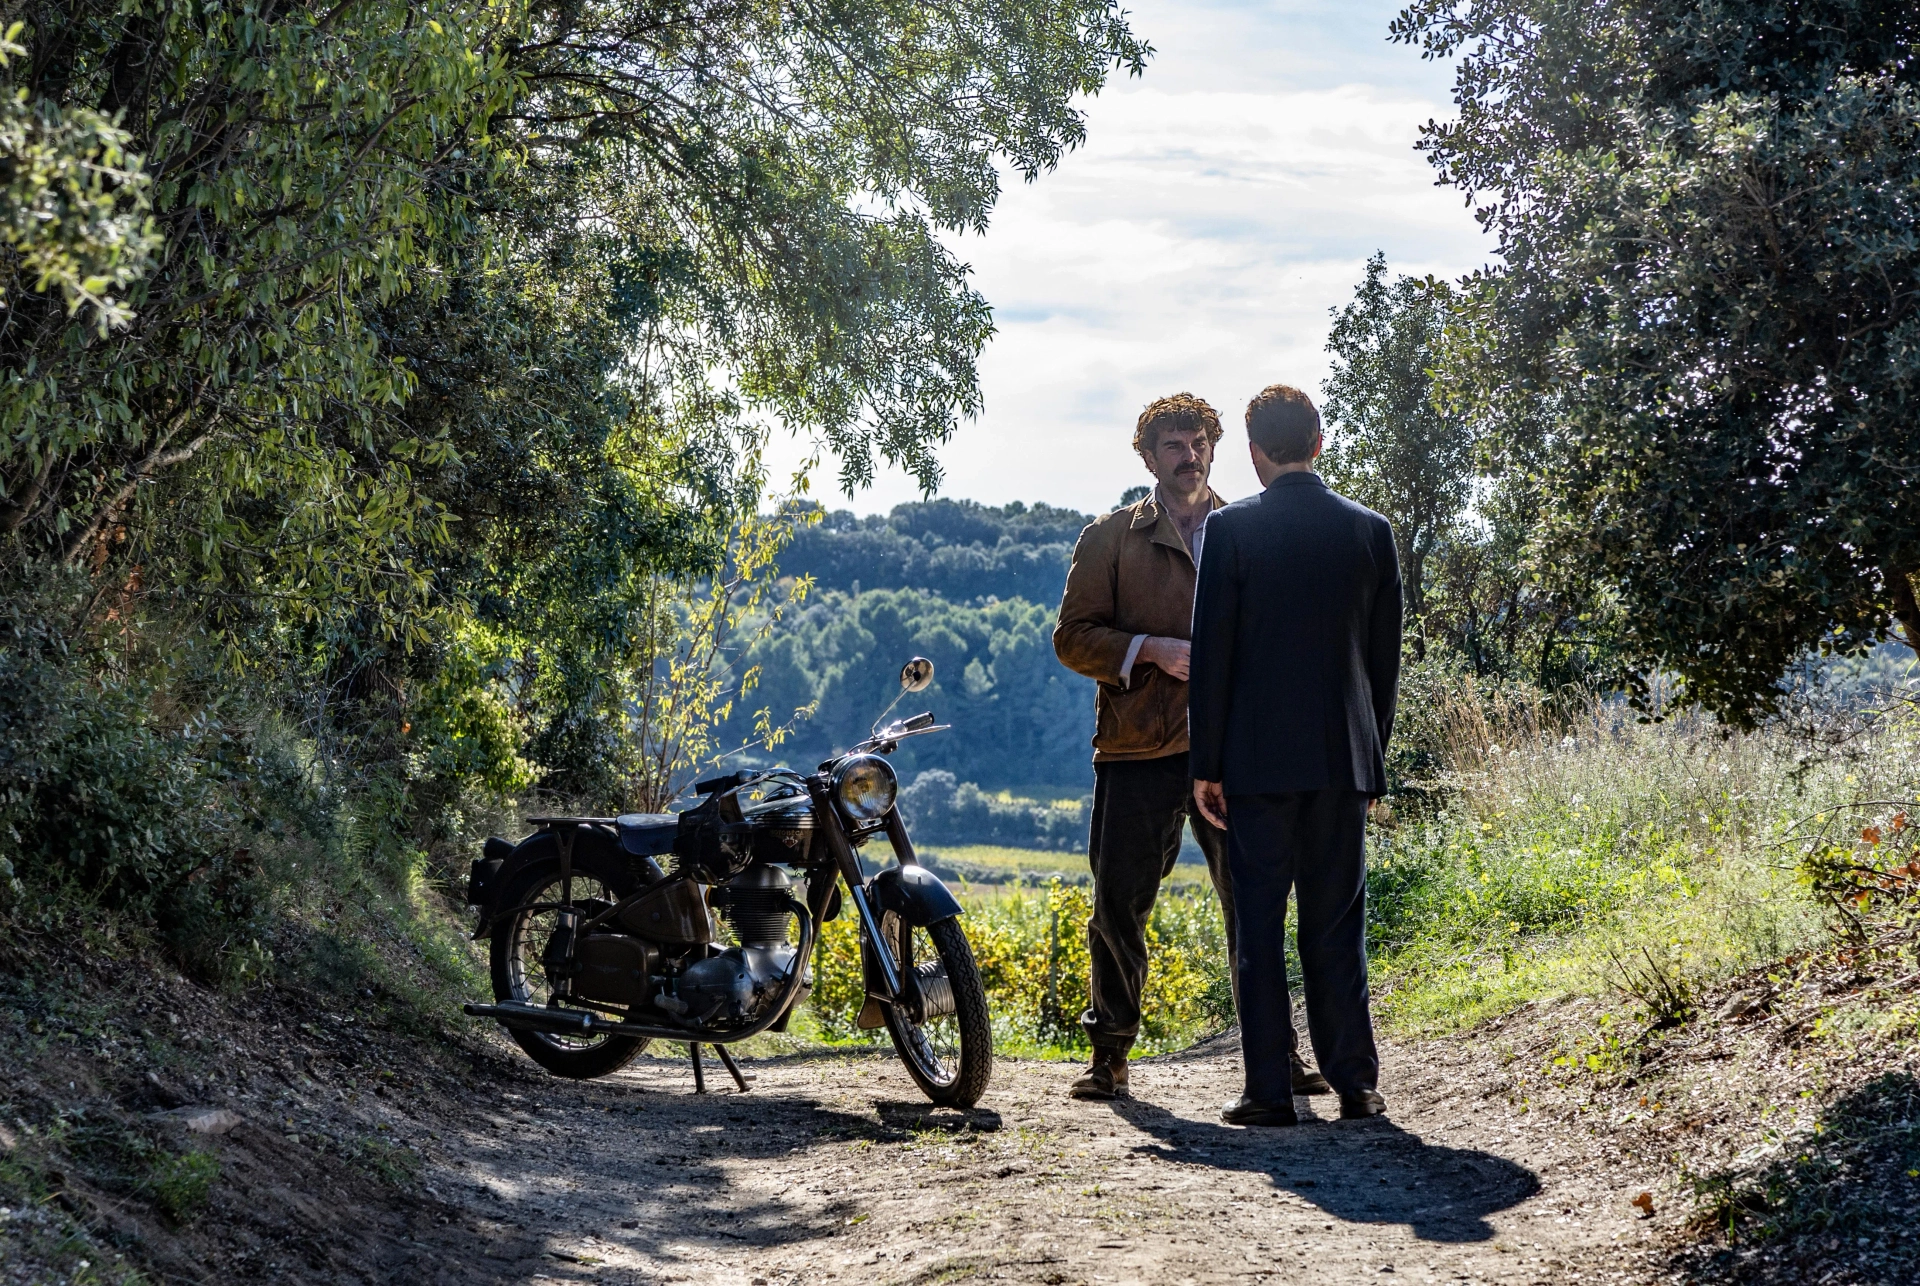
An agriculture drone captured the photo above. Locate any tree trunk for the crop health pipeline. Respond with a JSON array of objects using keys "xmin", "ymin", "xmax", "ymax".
[{"xmin": 1889, "ymin": 565, "xmax": 1920, "ymax": 652}]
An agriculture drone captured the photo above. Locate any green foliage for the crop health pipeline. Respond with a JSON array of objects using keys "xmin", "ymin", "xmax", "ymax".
[
  {"xmin": 0, "ymin": 571, "xmax": 272, "ymax": 972},
  {"xmin": 0, "ymin": 24, "xmax": 156, "ymax": 331},
  {"xmin": 0, "ymin": 0, "xmax": 1143, "ymax": 964},
  {"xmin": 1396, "ymin": 0, "xmax": 1920, "ymax": 724},
  {"xmin": 1321, "ymin": 252, "xmax": 1473, "ymax": 630},
  {"xmin": 143, "ymin": 1148, "xmax": 219, "ymax": 1224},
  {"xmin": 1367, "ymin": 686, "xmax": 1918, "ymax": 1032},
  {"xmin": 780, "ymin": 498, "xmax": 1094, "ymax": 605},
  {"xmin": 1320, "ymin": 254, "xmax": 1627, "ymax": 695},
  {"xmin": 900, "ymin": 772, "xmax": 1089, "ymax": 850},
  {"xmin": 748, "ymin": 498, "xmax": 1107, "ymax": 801},
  {"xmin": 519, "ymin": 499, "xmax": 820, "ymax": 811},
  {"xmin": 1789, "ymin": 800, "xmax": 1920, "ymax": 952}
]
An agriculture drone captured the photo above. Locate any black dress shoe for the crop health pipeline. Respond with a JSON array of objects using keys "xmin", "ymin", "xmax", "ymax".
[
  {"xmin": 1290, "ymin": 1052, "xmax": 1332, "ymax": 1096},
  {"xmin": 1221, "ymin": 1095, "xmax": 1298, "ymax": 1127},
  {"xmin": 1338, "ymin": 1090, "xmax": 1387, "ymax": 1119}
]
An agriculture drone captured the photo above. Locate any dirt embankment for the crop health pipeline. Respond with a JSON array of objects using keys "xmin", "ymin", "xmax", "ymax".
[{"xmin": 2, "ymin": 941, "xmax": 1915, "ymax": 1286}]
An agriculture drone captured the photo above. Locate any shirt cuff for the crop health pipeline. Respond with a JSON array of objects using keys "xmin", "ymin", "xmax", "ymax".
[{"xmin": 1118, "ymin": 634, "xmax": 1148, "ymax": 689}]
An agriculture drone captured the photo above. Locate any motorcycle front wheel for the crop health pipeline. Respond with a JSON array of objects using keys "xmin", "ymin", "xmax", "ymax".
[
  {"xmin": 877, "ymin": 912, "xmax": 993, "ymax": 1107},
  {"xmin": 489, "ymin": 855, "xmax": 651, "ymax": 1079}
]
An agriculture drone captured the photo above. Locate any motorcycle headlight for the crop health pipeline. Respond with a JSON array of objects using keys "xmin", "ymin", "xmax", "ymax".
[{"xmin": 833, "ymin": 754, "xmax": 897, "ymax": 823}]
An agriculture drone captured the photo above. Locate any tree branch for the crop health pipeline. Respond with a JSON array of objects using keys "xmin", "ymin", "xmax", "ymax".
[{"xmin": 62, "ymin": 384, "xmax": 219, "ymax": 567}]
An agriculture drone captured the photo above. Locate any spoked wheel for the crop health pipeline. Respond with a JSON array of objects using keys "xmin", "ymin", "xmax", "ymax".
[
  {"xmin": 877, "ymin": 911, "xmax": 992, "ymax": 1107},
  {"xmin": 489, "ymin": 858, "xmax": 650, "ymax": 1079}
]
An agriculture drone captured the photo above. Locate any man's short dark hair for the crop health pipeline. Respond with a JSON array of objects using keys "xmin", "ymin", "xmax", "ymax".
[
  {"xmin": 1244, "ymin": 385, "xmax": 1321, "ymax": 464},
  {"xmin": 1133, "ymin": 393, "xmax": 1223, "ymax": 457}
]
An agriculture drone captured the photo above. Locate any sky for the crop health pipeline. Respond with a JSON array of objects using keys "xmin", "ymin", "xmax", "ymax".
[{"xmin": 764, "ymin": 0, "xmax": 1492, "ymax": 516}]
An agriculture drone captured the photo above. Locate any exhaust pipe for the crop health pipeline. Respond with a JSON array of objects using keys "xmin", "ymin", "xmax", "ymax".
[{"xmin": 463, "ymin": 1001, "xmax": 600, "ymax": 1034}]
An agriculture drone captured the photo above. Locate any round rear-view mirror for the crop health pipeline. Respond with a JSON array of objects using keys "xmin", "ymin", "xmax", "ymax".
[{"xmin": 899, "ymin": 656, "xmax": 934, "ymax": 692}]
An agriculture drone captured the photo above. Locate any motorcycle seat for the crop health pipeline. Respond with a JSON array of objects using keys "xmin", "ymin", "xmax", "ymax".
[{"xmin": 614, "ymin": 813, "xmax": 679, "ymax": 857}]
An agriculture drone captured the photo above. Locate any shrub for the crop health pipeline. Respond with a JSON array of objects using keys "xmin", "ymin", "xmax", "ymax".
[
  {"xmin": 808, "ymin": 878, "xmax": 1232, "ymax": 1056},
  {"xmin": 145, "ymin": 1150, "xmax": 219, "ymax": 1223},
  {"xmin": 0, "ymin": 577, "xmax": 270, "ymax": 973}
]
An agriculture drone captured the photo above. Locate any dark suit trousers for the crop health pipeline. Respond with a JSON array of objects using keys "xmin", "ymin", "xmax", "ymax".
[
  {"xmin": 1226, "ymin": 790, "xmax": 1378, "ymax": 1101},
  {"xmin": 1082, "ymin": 753, "xmax": 1236, "ymax": 1053}
]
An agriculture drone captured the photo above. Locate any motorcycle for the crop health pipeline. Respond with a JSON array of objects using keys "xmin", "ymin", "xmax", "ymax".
[{"xmin": 462, "ymin": 657, "xmax": 993, "ymax": 1107}]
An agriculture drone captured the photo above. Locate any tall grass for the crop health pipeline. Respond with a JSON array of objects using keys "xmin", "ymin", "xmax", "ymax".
[
  {"xmin": 1369, "ymin": 681, "xmax": 1915, "ymax": 1031},
  {"xmin": 806, "ymin": 677, "xmax": 1919, "ymax": 1051}
]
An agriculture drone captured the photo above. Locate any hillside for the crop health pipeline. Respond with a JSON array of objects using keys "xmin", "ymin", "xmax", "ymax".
[
  {"xmin": 721, "ymin": 499, "xmax": 1112, "ymax": 799},
  {"xmin": 781, "ymin": 498, "xmax": 1099, "ymax": 607}
]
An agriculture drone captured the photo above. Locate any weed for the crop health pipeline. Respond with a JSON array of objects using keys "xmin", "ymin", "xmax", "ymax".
[
  {"xmin": 1367, "ymin": 687, "xmax": 1910, "ymax": 1032},
  {"xmin": 352, "ymin": 1134, "xmax": 423, "ymax": 1188},
  {"xmin": 1604, "ymin": 942, "xmax": 1696, "ymax": 1028},
  {"xmin": 143, "ymin": 1149, "xmax": 218, "ymax": 1223},
  {"xmin": 808, "ymin": 877, "xmax": 1231, "ymax": 1057},
  {"xmin": 1687, "ymin": 1072, "xmax": 1920, "ymax": 1244}
]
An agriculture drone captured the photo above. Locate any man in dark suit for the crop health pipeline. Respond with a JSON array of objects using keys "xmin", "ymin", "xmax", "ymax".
[{"xmin": 1188, "ymin": 383, "xmax": 1402, "ymax": 1127}]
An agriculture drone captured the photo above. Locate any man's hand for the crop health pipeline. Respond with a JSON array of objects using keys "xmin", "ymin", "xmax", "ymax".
[
  {"xmin": 1193, "ymin": 779, "xmax": 1228, "ymax": 829},
  {"xmin": 1138, "ymin": 635, "xmax": 1191, "ymax": 681}
]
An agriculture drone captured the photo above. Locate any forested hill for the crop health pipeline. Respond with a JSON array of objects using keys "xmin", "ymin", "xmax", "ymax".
[
  {"xmin": 720, "ymin": 499, "xmax": 1122, "ymax": 797},
  {"xmin": 781, "ymin": 498, "xmax": 1100, "ymax": 605}
]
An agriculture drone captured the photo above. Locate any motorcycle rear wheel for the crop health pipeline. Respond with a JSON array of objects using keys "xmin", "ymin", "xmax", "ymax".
[
  {"xmin": 878, "ymin": 913, "xmax": 993, "ymax": 1107},
  {"xmin": 488, "ymin": 854, "xmax": 652, "ymax": 1079}
]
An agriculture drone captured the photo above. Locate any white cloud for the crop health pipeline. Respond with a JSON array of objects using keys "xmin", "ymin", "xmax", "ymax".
[{"xmin": 768, "ymin": 1, "xmax": 1490, "ymax": 515}]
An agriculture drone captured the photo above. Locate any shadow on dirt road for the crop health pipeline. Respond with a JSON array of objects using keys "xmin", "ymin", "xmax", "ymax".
[{"xmin": 1106, "ymin": 1094, "xmax": 1542, "ymax": 1243}]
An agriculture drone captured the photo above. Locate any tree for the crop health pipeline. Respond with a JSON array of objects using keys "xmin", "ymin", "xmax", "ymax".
[
  {"xmin": 0, "ymin": 24, "xmax": 155, "ymax": 337},
  {"xmin": 1395, "ymin": 0, "xmax": 1920, "ymax": 723},
  {"xmin": 1319, "ymin": 252, "xmax": 1474, "ymax": 646},
  {"xmin": 0, "ymin": 0, "xmax": 1150, "ymax": 900},
  {"xmin": 2, "ymin": 0, "xmax": 1147, "ymax": 604}
]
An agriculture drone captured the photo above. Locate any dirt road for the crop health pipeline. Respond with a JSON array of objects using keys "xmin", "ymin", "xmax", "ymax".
[{"xmin": 423, "ymin": 1032, "xmax": 1670, "ymax": 1286}]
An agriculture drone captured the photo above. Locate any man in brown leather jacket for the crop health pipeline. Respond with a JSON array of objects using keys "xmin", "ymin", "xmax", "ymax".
[{"xmin": 1053, "ymin": 394, "xmax": 1328, "ymax": 1100}]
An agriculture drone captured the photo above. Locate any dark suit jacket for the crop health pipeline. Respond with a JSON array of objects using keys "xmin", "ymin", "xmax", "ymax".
[{"xmin": 1188, "ymin": 471, "xmax": 1402, "ymax": 796}]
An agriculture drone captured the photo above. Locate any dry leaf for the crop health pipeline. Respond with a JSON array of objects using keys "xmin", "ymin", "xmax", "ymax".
[{"xmin": 1631, "ymin": 1192, "xmax": 1655, "ymax": 1217}]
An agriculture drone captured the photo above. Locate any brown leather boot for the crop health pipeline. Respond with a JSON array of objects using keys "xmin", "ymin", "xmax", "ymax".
[{"xmin": 1068, "ymin": 1048, "xmax": 1129, "ymax": 1100}]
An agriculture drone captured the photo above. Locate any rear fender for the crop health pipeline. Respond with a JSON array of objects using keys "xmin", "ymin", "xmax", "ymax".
[{"xmin": 469, "ymin": 826, "xmax": 632, "ymax": 940}]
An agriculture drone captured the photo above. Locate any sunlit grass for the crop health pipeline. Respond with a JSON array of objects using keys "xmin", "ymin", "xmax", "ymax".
[
  {"xmin": 786, "ymin": 687, "xmax": 1920, "ymax": 1062},
  {"xmin": 915, "ymin": 843, "xmax": 1211, "ymax": 896},
  {"xmin": 1366, "ymin": 686, "xmax": 1912, "ymax": 1032}
]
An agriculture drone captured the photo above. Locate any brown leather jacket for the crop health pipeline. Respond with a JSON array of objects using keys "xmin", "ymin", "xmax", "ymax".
[{"xmin": 1053, "ymin": 489, "xmax": 1226, "ymax": 762}]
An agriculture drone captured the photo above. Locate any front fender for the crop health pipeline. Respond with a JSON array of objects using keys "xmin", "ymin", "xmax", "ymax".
[{"xmin": 867, "ymin": 862, "xmax": 963, "ymax": 927}]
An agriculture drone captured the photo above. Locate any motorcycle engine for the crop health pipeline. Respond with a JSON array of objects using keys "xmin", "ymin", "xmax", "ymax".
[
  {"xmin": 673, "ymin": 944, "xmax": 800, "ymax": 1023},
  {"xmin": 667, "ymin": 866, "xmax": 806, "ymax": 1024}
]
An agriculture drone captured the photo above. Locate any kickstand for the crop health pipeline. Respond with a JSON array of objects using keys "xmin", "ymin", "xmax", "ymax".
[
  {"xmin": 688, "ymin": 1042, "xmax": 707, "ymax": 1094},
  {"xmin": 712, "ymin": 1043, "xmax": 754, "ymax": 1093}
]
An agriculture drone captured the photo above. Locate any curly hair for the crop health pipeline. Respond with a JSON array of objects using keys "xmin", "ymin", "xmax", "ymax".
[
  {"xmin": 1132, "ymin": 393, "xmax": 1223, "ymax": 457},
  {"xmin": 1244, "ymin": 384, "xmax": 1321, "ymax": 463}
]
